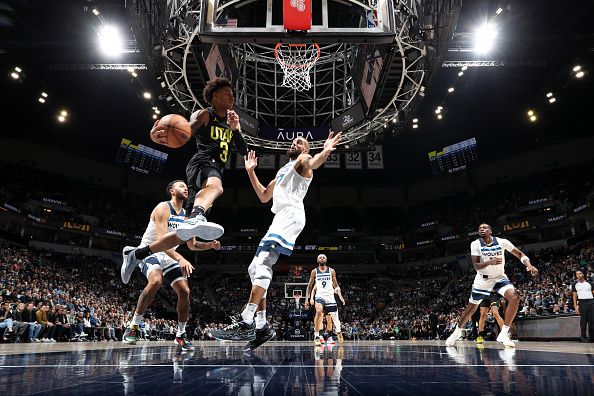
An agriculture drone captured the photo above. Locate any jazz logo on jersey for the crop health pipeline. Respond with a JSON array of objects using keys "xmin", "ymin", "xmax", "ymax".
[{"xmin": 210, "ymin": 126, "xmax": 233, "ymax": 162}]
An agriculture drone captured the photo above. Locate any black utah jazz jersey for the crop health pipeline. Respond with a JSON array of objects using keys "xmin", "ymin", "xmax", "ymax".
[{"xmin": 192, "ymin": 107, "xmax": 247, "ymax": 166}]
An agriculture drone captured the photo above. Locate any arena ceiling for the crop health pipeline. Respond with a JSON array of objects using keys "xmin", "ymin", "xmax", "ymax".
[{"xmin": 0, "ymin": 0, "xmax": 593, "ymax": 182}]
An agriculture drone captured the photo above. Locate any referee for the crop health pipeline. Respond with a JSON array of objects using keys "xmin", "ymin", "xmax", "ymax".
[{"xmin": 572, "ymin": 269, "xmax": 594, "ymax": 343}]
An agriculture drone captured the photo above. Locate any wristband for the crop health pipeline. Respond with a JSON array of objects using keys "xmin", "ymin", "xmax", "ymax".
[{"xmin": 520, "ymin": 255, "xmax": 530, "ymax": 264}]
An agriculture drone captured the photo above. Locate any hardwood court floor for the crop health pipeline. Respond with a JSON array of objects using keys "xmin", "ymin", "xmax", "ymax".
[{"xmin": 1, "ymin": 340, "xmax": 593, "ymax": 395}]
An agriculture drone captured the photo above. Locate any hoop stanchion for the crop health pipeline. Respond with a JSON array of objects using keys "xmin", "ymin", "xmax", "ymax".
[{"xmin": 274, "ymin": 43, "xmax": 321, "ymax": 91}]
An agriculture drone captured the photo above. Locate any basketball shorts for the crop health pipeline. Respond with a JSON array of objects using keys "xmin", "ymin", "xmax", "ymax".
[
  {"xmin": 185, "ymin": 158, "xmax": 224, "ymax": 213},
  {"xmin": 479, "ymin": 292, "xmax": 501, "ymax": 308},
  {"xmin": 315, "ymin": 295, "xmax": 338, "ymax": 313},
  {"xmin": 256, "ymin": 206, "xmax": 305, "ymax": 256},
  {"xmin": 469, "ymin": 273, "xmax": 514, "ymax": 304},
  {"xmin": 140, "ymin": 252, "xmax": 186, "ymax": 288}
]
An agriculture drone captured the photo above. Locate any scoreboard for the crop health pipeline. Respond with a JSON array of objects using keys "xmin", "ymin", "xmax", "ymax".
[
  {"xmin": 116, "ymin": 138, "xmax": 168, "ymax": 174},
  {"xmin": 428, "ymin": 137, "xmax": 478, "ymax": 175}
]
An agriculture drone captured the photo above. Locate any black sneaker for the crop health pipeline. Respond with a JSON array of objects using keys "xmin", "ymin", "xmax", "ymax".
[
  {"xmin": 210, "ymin": 320, "xmax": 256, "ymax": 341},
  {"xmin": 244, "ymin": 323, "xmax": 276, "ymax": 353},
  {"xmin": 174, "ymin": 332, "xmax": 195, "ymax": 351}
]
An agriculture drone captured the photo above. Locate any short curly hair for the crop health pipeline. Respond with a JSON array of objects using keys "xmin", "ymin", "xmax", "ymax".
[{"xmin": 203, "ymin": 77, "xmax": 232, "ymax": 105}]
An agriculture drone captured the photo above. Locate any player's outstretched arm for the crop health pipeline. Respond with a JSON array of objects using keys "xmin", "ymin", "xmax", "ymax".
[
  {"xmin": 300, "ymin": 131, "xmax": 342, "ymax": 170},
  {"xmin": 244, "ymin": 150, "xmax": 276, "ymax": 203},
  {"xmin": 510, "ymin": 248, "xmax": 538, "ymax": 276}
]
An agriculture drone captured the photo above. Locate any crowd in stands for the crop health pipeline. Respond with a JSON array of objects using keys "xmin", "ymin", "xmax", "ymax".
[
  {"xmin": 1, "ymin": 241, "xmax": 593, "ymax": 344},
  {"xmin": 1, "ymin": 160, "xmax": 592, "ymax": 248}
]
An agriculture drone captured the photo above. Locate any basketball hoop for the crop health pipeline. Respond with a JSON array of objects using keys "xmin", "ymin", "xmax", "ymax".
[{"xmin": 274, "ymin": 43, "xmax": 321, "ymax": 91}]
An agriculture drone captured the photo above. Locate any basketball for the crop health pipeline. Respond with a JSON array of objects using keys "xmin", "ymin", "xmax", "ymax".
[{"xmin": 158, "ymin": 114, "xmax": 192, "ymax": 148}]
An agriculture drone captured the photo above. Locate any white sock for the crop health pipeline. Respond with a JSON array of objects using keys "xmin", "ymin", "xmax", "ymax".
[
  {"xmin": 241, "ymin": 303, "xmax": 258, "ymax": 324},
  {"xmin": 314, "ymin": 331, "xmax": 319, "ymax": 338},
  {"xmin": 176, "ymin": 322, "xmax": 186, "ymax": 337},
  {"xmin": 132, "ymin": 313, "xmax": 143, "ymax": 325},
  {"xmin": 501, "ymin": 325, "xmax": 510, "ymax": 335},
  {"xmin": 255, "ymin": 310, "xmax": 267, "ymax": 330}
]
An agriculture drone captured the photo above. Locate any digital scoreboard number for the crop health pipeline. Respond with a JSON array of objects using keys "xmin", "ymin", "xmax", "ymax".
[
  {"xmin": 428, "ymin": 137, "xmax": 477, "ymax": 175},
  {"xmin": 116, "ymin": 138, "xmax": 168, "ymax": 174}
]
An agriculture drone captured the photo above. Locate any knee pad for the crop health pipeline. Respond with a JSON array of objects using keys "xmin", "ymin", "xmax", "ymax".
[
  {"xmin": 251, "ymin": 250, "xmax": 279, "ymax": 293},
  {"xmin": 330, "ymin": 311, "xmax": 341, "ymax": 333}
]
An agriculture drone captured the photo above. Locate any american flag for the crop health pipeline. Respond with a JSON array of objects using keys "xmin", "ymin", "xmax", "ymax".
[{"xmin": 215, "ymin": 18, "xmax": 238, "ymax": 27}]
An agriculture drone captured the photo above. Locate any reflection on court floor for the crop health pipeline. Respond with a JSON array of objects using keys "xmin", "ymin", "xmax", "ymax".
[{"xmin": 1, "ymin": 341, "xmax": 593, "ymax": 395}]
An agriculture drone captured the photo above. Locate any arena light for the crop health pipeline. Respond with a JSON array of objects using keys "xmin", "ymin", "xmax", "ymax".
[
  {"xmin": 57, "ymin": 115, "xmax": 66, "ymax": 123},
  {"xmin": 98, "ymin": 25, "xmax": 123, "ymax": 56},
  {"xmin": 92, "ymin": 8, "xmax": 100, "ymax": 16},
  {"xmin": 448, "ymin": 87, "xmax": 455, "ymax": 93},
  {"xmin": 548, "ymin": 97, "xmax": 556, "ymax": 103},
  {"xmin": 412, "ymin": 118, "xmax": 418, "ymax": 123},
  {"xmin": 38, "ymin": 98, "xmax": 46, "ymax": 103},
  {"xmin": 529, "ymin": 115, "xmax": 537, "ymax": 122},
  {"xmin": 143, "ymin": 92, "xmax": 152, "ymax": 99},
  {"xmin": 435, "ymin": 108, "xmax": 441, "ymax": 114},
  {"xmin": 154, "ymin": 109, "xmax": 160, "ymax": 114},
  {"xmin": 458, "ymin": 71, "xmax": 464, "ymax": 77},
  {"xmin": 496, "ymin": 7, "xmax": 503, "ymax": 15},
  {"xmin": 437, "ymin": 114, "xmax": 443, "ymax": 120},
  {"xmin": 10, "ymin": 72, "xmax": 19, "ymax": 79},
  {"xmin": 14, "ymin": 66, "xmax": 22, "ymax": 73},
  {"xmin": 131, "ymin": 71, "xmax": 138, "ymax": 78},
  {"xmin": 412, "ymin": 124, "xmax": 419, "ymax": 129},
  {"xmin": 41, "ymin": 92, "xmax": 48, "ymax": 98},
  {"xmin": 527, "ymin": 110, "xmax": 534, "ymax": 116},
  {"xmin": 461, "ymin": 66, "xmax": 468, "ymax": 71},
  {"xmin": 546, "ymin": 92, "xmax": 553, "ymax": 98},
  {"xmin": 60, "ymin": 110, "xmax": 68, "ymax": 117},
  {"xmin": 152, "ymin": 114, "xmax": 158, "ymax": 119},
  {"xmin": 575, "ymin": 71, "xmax": 585, "ymax": 78},
  {"xmin": 573, "ymin": 65, "xmax": 581, "ymax": 72},
  {"xmin": 474, "ymin": 22, "xmax": 498, "ymax": 54}
]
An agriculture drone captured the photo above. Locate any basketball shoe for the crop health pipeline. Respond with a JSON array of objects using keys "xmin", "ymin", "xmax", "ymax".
[
  {"xmin": 122, "ymin": 325, "xmax": 140, "ymax": 345},
  {"xmin": 244, "ymin": 323, "xmax": 276, "ymax": 353},
  {"xmin": 445, "ymin": 326, "xmax": 462, "ymax": 347},
  {"xmin": 176, "ymin": 214, "xmax": 224, "ymax": 241},
  {"xmin": 211, "ymin": 319, "xmax": 255, "ymax": 341},
  {"xmin": 337, "ymin": 333, "xmax": 344, "ymax": 344},
  {"xmin": 496, "ymin": 330, "xmax": 515, "ymax": 348},
  {"xmin": 476, "ymin": 335, "xmax": 484, "ymax": 344},
  {"xmin": 120, "ymin": 246, "xmax": 141, "ymax": 284},
  {"xmin": 174, "ymin": 332, "xmax": 195, "ymax": 351}
]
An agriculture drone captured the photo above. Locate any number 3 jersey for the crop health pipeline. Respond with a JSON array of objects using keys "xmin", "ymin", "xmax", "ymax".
[{"xmin": 191, "ymin": 107, "xmax": 245, "ymax": 167}]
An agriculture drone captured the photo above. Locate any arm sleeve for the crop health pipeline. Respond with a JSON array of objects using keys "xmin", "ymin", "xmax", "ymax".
[
  {"xmin": 571, "ymin": 282, "xmax": 576, "ymax": 292},
  {"xmin": 499, "ymin": 238, "xmax": 516, "ymax": 252},
  {"xmin": 232, "ymin": 130, "xmax": 249, "ymax": 156}
]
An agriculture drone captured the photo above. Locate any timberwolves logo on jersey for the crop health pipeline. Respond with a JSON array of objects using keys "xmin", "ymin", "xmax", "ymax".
[
  {"xmin": 479, "ymin": 238, "xmax": 503, "ymax": 258},
  {"xmin": 276, "ymin": 161, "xmax": 294, "ymax": 183}
]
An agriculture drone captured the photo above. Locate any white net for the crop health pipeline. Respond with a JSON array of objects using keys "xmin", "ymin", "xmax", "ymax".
[{"xmin": 274, "ymin": 43, "xmax": 320, "ymax": 91}]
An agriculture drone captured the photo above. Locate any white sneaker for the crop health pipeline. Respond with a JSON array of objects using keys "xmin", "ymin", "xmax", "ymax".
[
  {"xmin": 446, "ymin": 346, "xmax": 467, "ymax": 365},
  {"xmin": 327, "ymin": 336, "xmax": 335, "ymax": 344},
  {"xmin": 445, "ymin": 327, "xmax": 462, "ymax": 347},
  {"xmin": 496, "ymin": 331, "xmax": 515, "ymax": 348},
  {"xmin": 175, "ymin": 215, "xmax": 224, "ymax": 241},
  {"xmin": 121, "ymin": 246, "xmax": 140, "ymax": 284}
]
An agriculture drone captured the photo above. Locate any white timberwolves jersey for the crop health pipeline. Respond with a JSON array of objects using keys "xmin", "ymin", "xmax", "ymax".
[
  {"xmin": 315, "ymin": 267, "xmax": 335, "ymax": 300},
  {"xmin": 141, "ymin": 202, "xmax": 186, "ymax": 249},
  {"xmin": 470, "ymin": 237, "xmax": 515, "ymax": 277},
  {"xmin": 271, "ymin": 160, "xmax": 312, "ymax": 214}
]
